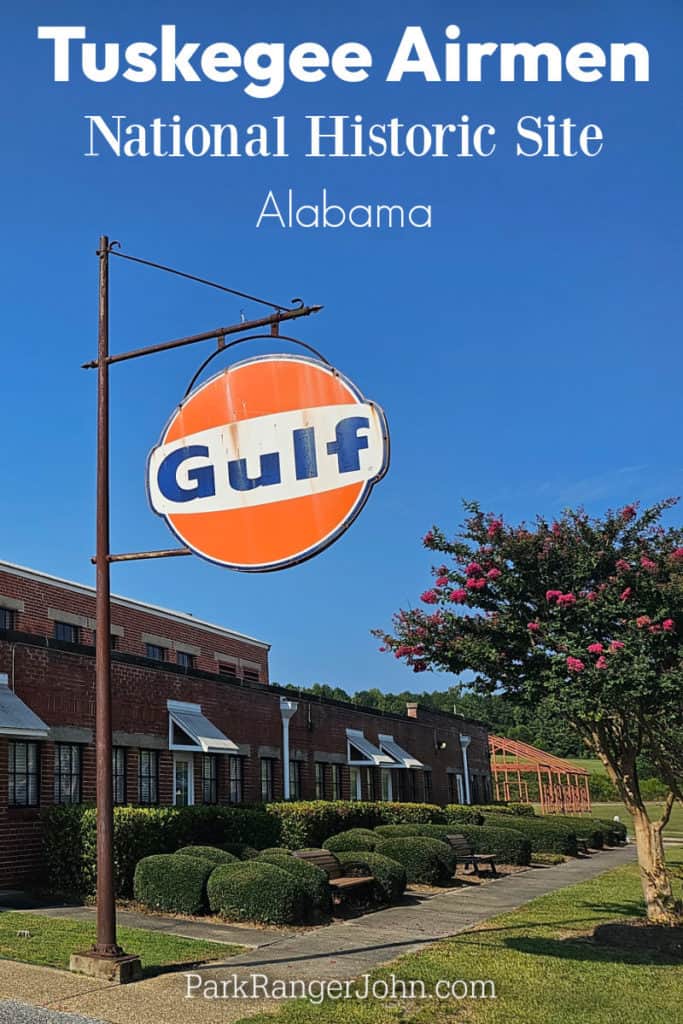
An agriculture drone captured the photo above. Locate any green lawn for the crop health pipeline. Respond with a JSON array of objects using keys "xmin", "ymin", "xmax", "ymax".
[
  {"xmin": 591, "ymin": 801, "xmax": 683, "ymax": 841},
  {"xmin": 0, "ymin": 912, "xmax": 242, "ymax": 977},
  {"xmin": 240, "ymin": 850, "xmax": 683, "ymax": 1024},
  {"xmin": 565, "ymin": 757, "xmax": 608, "ymax": 775}
]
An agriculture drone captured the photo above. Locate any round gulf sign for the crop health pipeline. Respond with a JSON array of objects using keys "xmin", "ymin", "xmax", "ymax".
[{"xmin": 147, "ymin": 353, "xmax": 389, "ymax": 571}]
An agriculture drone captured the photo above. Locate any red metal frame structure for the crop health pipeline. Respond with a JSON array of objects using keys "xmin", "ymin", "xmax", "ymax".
[{"xmin": 489, "ymin": 735, "xmax": 592, "ymax": 814}]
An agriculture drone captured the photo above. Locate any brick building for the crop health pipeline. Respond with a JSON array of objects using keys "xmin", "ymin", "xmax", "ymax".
[{"xmin": 0, "ymin": 559, "xmax": 491, "ymax": 888}]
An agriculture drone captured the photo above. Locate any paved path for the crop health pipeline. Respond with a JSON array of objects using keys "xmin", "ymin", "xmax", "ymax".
[{"xmin": 0, "ymin": 846, "xmax": 636, "ymax": 1024}]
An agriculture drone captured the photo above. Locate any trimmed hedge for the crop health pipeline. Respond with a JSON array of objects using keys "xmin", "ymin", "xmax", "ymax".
[
  {"xmin": 176, "ymin": 845, "xmax": 239, "ymax": 864},
  {"xmin": 222, "ymin": 843, "xmax": 259, "ymax": 860},
  {"xmin": 483, "ymin": 814, "xmax": 578, "ymax": 856},
  {"xmin": 410, "ymin": 823, "xmax": 531, "ymax": 866},
  {"xmin": 42, "ymin": 804, "xmax": 279, "ymax": 898},
  {"xmin": 335, "ymin": 851, "xmax": 407, "ymax": 904},
  {"xmin": 443, "ymin": 806, "xmax": 485, "ymax": 826},
  {"xmin": 324, "ymin": 829, "xmax": 380, "ymax": 852},
  {"xmin": 266, "ymin": 801, "xmax": 446, "ymax": 849},
  {"xmin": 207, "ymin": 861, "xmax": 305, "ymax": 924},
  {"xmin": 542, "ymin": 817, "xmax": 605, "ymax": 850},
  {"xmin": 257, "ymin": 852, "xmax": 332, "ymax": 917},
  {"xmin": 375, "ymin": 837, "xmax": 456, "ymax": 885},
  {"xmin": 474, "ymin": 803, "xmax": 535, "ymax": 818},
  {"xmin": 134, "ymin": 854, "xmax": 214, "ymax": 914},
  {"xmin": 596, "ymin": 818, "xmax": 628, "ymax": 844},
  {"xmin": 373, "ymin": 825, "xmax": 426, "ymax": 838}
]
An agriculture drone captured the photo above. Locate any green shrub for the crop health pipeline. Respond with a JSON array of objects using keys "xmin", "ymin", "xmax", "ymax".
[
  {"xmin": 378, "ymin": 802, "xmax": 446, "ymax": 825},
  {"xmin": 260, "ymin": 847, "xmax": 293, "ymax": 856},
  {"xmin": 176, "ymin": 845, "xmax": 239, "ymax": 864},
  {"xmin": 443, "ymin": 805, "xmax": 485, "ymax": 826},
  {"xmin": 474, "ymin": 803, "xmax": 535, "ymax": 818},
  {"xmin": 543, "ymin": 818, "xmax": 605, "ymax": 849},
  {"xmin": 375, "ymin": 837, "xmax": 455, "ymax": 884},
  {"xmin": 595, "ymin": 818, "xmax": 628, "ymax": 844},
  {"xmin": 266, "ymin": 801, "xmax": 445, "ymax": 849},
  {"xmin": 531, "ymin": 852, "xmax": 566, "ymax": 865},
  {"xmin": 41, "ymin": 804, "xmax": 279, "ymax": 899},
  {"xmin": 483, "ymin": 814, "xmax": 578, "ymax": 856},
  {"xmin": 133, "ymin": 854, "xmax": 214, "ymax": 914},
  {"xmin": 373, "ymin": 824, "xmax": 426, "ymax": 838},
  {"xmin": 257, "ymin": 852, "xmax": 332, "ymax": 917},
  {"xmin": 222, "ymin": 843, "xmax": 259, "ymax": 859},
  {"xmin": 324, "ymin": 829, "xmax": 380, "ymax": 852},
  {"xmin": 335, "ymin": 851, "xmax": 407, "ymax": 903},
  {"xmin": 447, "ymin": 825, "xmax": 532, "ymax": 866},
  {"xmin": 403, "ymin": 823, "xmax": 531, "ymax": 866},
  {"xmin": 207, "ymin": 861, "xmax": 305, "ymax": 924}
]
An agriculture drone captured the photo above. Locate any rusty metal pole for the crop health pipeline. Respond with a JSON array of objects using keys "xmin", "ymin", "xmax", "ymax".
[{"xmin": 94, "ymin": 235, "xmax": 120, "ymax": 957}]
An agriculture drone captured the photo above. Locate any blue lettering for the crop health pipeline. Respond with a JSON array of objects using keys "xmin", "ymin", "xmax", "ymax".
[
  {"xmin": 228, "ymin": 453, "xmax": 281, "ymax": 491},
  {"xmin": 293, "ymin": 427, "xmax": 318, "ymax": 480},
  {"xmin": 157, "ymin": 445, "xmax": 215, "ymax": 502},
  {"xmin": 326, "ymin": 416, "xmax": 369, "ymax": 473}
]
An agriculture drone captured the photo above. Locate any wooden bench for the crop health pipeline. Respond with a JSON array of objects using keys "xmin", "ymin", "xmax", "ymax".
[
  {"xmin": 294, "ymin": 849, "xmax": 374, "ymax": 899},
  {"xmin": 445, "ymin": 833, "xmax": 497, "ymax": 876}
]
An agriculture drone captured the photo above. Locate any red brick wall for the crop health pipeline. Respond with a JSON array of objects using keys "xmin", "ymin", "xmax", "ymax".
[{"xmin": 0, "ymin": 562, "xmax": 269, "ymax": 681}]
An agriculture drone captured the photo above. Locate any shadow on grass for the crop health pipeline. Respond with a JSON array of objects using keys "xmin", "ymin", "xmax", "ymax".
[{"xmin": 504, "ymin": 935, "xmax": 683, "ymax": 966}]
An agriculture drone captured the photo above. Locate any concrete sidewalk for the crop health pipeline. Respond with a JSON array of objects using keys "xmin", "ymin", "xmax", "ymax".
[{"xmin": 0, "ymin": 846, "xmax": 636, "ymax": 1024}]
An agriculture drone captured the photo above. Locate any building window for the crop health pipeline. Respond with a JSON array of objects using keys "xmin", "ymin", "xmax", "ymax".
[
  {"xmin": 54, "ymin": 744, "xmax": 81, "ymax": 804},
  {"xmin": 365, "ymin": 767, "xmax": 376, "ymax": 801},
  {"xmin": 242, "ymin": 666, "xmax": 260, "ymax": 682},
  {"xmin": 138, "ymin": 750, "xmax": 159, "ymax": 805},
  {"xmin": 448, "ymin": 773, "xmax": 458, "ymax": 804},
  {"xmin": 0, "ymin": 607, "xmax": 15, "ymax": 631},
  {"xmin": 289, "ymin": 760, "xmax": 302, "ymax": 800},
  {"xmin": 228, "ymin": 756, "xmax": 244, "ymax": 803},
  {"xmin": 54, "ymin": 621, "xmax": 79, "ymax": 644},
  {"xmin": 314, "ymin": 762, "xmax": 326, "ymax": 800},
  {"xmin": 177, "ymin": 650, "xmax": 196, "ymax": 670},
  {"xmin": 331, "ymin": 764, "xmax": 342, "ymax": 801},
  {"xmin": 380, "ymin": 768, "xmax": 393, "ymax": 802},
  {"xmin": 202, "ymin": 755, "xmax": 218, "ymax": 804},
  {"xmin": 217, "ymin": 661, "xmax": 238, "ymax": 678},
  {"xmin": 9, "ymin": 741, "xmax": 39, "ymax": 807},
  {"xmin": 424, "ymin": 771, "xmax": 433, "ymax": 803},
  {"xmin": 112, "ymin": 747, "xmax": 126, "ymax": 805},
  {"xmin": 145, "ymin": 643, "xmax": 166, "ymax": 662},
  {"xmin": 260, "ymin": 758, "xmax": 274, "ymax": 802},
  {"xmin": 349, "ymin": 766, "xmax": 362, "ymax": 801}
]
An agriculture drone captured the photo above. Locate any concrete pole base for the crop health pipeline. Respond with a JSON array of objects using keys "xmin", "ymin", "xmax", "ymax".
[{"xmin": 70, "ymin": 950, "xmax": 143, "ymax": 984}]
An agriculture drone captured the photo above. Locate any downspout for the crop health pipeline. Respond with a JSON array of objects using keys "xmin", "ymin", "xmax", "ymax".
[
  {"xmin": 280, "ymin": 698, "xmax": 298, "ymax": 799},
  {"xmin": 459, "ymin": 734, "xmax": 472, "ymax": 804}
]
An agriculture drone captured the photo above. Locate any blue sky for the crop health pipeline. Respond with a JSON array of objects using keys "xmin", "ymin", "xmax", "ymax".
[{"xmin": 0, "ymin": 2, "xmax": 680, "ymax": 693}]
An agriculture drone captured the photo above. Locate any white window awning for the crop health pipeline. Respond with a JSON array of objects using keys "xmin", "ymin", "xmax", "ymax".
[
  {"xmin": 378, "ymin": 734, "xmax": 423, "ymax": 769},
  {"xmin": 346, "ymin": 728, "xmax": 396, "ymax": 766},
  {"xmin": 167, "ymin": 700, "xmax": 238, "ymax": 754},
  {"xmin": 0, "ymin": 677, "xmax": 49, "ymax": 739}
]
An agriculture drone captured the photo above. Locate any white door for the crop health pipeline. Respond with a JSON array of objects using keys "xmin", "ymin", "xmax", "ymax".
[{"xmin": 173, "ymin": 752, "xmax": 194, "ymax": 806}]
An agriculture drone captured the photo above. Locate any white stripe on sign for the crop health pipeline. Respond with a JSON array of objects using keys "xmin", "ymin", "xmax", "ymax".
[{"xmin": 148, "ymin": 403, "xmax": 386, "ymax": 515}]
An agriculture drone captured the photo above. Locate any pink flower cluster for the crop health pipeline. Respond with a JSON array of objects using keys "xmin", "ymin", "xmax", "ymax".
[
  {"xmin": 527, "ymin": 622, "xmax": 540, "ymax": 632},
  {"xmin": 450, "ymin": 589, "xmax": 467, "ymax": 603},
  {"xmin": 467, "ymin": 578, "xmax": 486, "ymax": 591},
  {"xmin": 615, "ymin": 559, "xmax": 630, "ymax": 572},
  {"xmin": 487, "ymin": 518, "xmax": 503, "ymax": 537},
  {"xmin": 557, "ymin": 593, "xmax": 577, "ymax": 606},
  {"xmin": 395, "ymin": 644, "xmax": 425, "ymax": 658},
  {"xmin": 435, "ymin": 575, "xmax": 449, "ymax": 587},
  {"xmin": 420, "ymin": 590, "xmax": 438, "ymax": 605},
  {"xmin": 640, "ymin": 556, "xmax": 657, "ymax": 571},
  {"xmin": 587, "ymin": 642, "xmax": 604, "ymax": 653},
  {"xmin": 466, "ymin": 562, "xmax": 483, "ymax": 576},
  {"xmin": 620, "ymin": 587, "xmax": 632, "ymax": 601},
  {"xmin": 487, "ymin": 567, "xmax": 502, "ymax": 580},
  {"xmin": 673, "ymin": 548, "xmax": 683, "ymax": 562},
  {"xmin": 620, "ymin": 504, "xmax": 637, "ymax": 522},
  {"xmin": 567, "ymin": 657, "xmax": 585, "ymax": 673}
]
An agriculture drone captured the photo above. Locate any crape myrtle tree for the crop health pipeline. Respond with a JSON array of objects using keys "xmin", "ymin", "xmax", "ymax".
[{"xmin": 374, "ymin": 499, "xmax": 683, "ymax": 925}]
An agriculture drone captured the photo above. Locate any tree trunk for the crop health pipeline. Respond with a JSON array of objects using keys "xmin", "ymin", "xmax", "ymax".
[{"xmin": 631, "ymin": 805, "xmax": 683, "ymax": 925}]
